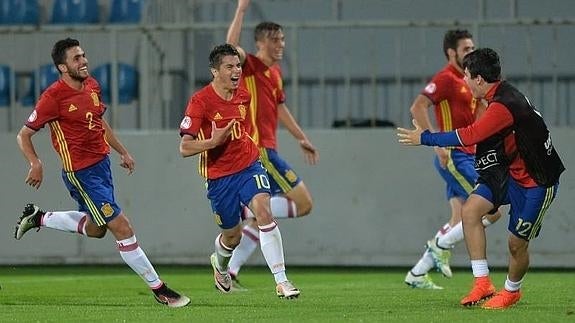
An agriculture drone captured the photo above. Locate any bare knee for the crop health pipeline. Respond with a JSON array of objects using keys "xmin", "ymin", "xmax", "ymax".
[
  {"xmin": 508, "ymin": 235, "xmax": 529, "ymax": 257},
  {"xmin": 221, "ymin": 225, "xmax": 243, "ymax": 248},
  {"xmin": 296, "ymin": 198, "xmax": 313, "ymax": 217},
  {"xmin": 286, "ymin": 182, "xmax": 313, "ymax": 217},
  {"xmin": 460, "ymin": 203, "xmax": 477, "ymax": 225},
  {"xmin": 85, "ymin": 222, "xmax": 107, "ymax": 239},
  {"xmin": 106, "ymin": 214, "xmax": 135, "ymax": 240},
  {"xmin": 461, "ymin": 195, "xmax": 492, "ymax": 226}
]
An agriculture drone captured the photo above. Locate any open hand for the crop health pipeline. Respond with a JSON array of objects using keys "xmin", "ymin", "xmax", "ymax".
[
  {"xmin": 120, "ymin": 153, "xmax": 135, "ymax": 175},
  {"xmin": 25, "ymin": 160, "xmax": 43, "ymax": 189},
  {"xmin": 299, "ymin": 139, "xmax": 319, "ymax": 165},
  {"xmin": 397, "ymin": 119, "xmax": 424, "ymax": 146},
  {"xmin": 210, "ymin": 120, "xmax": 235, "ymax": 147}
]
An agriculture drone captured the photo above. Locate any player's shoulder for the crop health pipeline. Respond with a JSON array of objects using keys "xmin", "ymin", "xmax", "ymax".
[
  {"xmin": 429, "ymin": 67, "xmax": 457, "ymax": 89},
  {"xmin": 192, "ymin": 84, "xmax": 213, "ymax": 100},
  {"xmin": 39, "ymin": 79, "xmax": 65, "ymax": 101},
  {"xmin": 433, "ymin": 65, "xmax": 457, "ymax": 80},
  {"xmin": 187, "ymin": 84, "xmax": 213, "ymax": 110},
  {"xmin": 236, "ymin": 85, "xmax": 251, "ymax": 99},
  {"xmin": 84, "ymin": 76, "xmax": 101, "ymax": 90},
  {"xmin": 245, "ymin": 53, "xmax": 258, "ymax": 63}
]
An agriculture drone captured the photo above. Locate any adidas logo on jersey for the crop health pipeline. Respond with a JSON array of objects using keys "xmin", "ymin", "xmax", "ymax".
[
  {"xmin": 214, "ymin": 112, "xmax": 223, "ymax": 120},
  {"xmin": 68, "ymin": 104, "xmax": 78, "ymax": 112}
]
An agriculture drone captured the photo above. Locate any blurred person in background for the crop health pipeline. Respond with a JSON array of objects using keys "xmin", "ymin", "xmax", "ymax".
[{"xmin": 225, "ymin": 0, "xmax": 319, "ymax": 291}]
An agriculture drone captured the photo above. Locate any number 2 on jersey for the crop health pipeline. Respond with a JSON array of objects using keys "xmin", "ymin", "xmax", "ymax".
[{"xmin": 85, "ymin": 112, "xmax": 96, "ymax": 130}]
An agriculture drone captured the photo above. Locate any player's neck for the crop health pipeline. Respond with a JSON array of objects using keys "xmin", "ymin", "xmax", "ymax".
[
  {"xmin": 256, "ymin": 52, "xmax": 276, "ymax": 67},
  {"xmin": 61, "ymin": 75, "xmax": 84, "ymax": 91},
  {"xmin": 449, "ymin": 60, "xmax": 464, "ymax": 74},
  {"xmin": 211, "ymin": 82, "xmax": 235, "ymax": 101}
]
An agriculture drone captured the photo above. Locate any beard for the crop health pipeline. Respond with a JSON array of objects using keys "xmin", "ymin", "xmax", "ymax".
[
  {"xmin": 455, "ymin": 54, "xmax": 465, "ymax": 70},
  {"xmin": 67, "ymin": 68, "xmax": 88, "ymax": 82}
]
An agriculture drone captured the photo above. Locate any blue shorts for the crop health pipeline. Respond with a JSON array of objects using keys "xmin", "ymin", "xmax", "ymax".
[
  {"xmin": 259, "ymin": 148, "xmax": 302, "ymax": 195},
  {"xmin": 434, "ymin": 149, "xmax": 477, "ymax": 200},
  {"xmin": 207, "ymin": 160, "xmax": 271, "ymax": 229},
  {"xmin": 473, "ymin": 179, "xmax": 559, "ymax": 240},
  {"xmin": 61, "ymin": 156, "xmax": 122, "ymax": 227}
]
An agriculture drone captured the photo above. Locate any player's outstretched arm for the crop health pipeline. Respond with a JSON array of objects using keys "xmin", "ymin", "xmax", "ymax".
[
  {"xmin": 226, "ymin": 0, "xmax": 249, "ymax": 63},
  {"xmin": 397, "ymin": 119, "xmax": 424, "ymax": 146}
]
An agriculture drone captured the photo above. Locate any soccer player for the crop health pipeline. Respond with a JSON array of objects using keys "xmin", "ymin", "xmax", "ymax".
[
  {"xmin": 404, "ymin": 29, "xmax": 501, "ymax": 289},
  {"xmin": 225, "ymin": 0, "xmax": 319, "ymax": 290},
  {"xmin": 178, "ymin": 43, "xmax": 299, "ymax": 299},
  {"xmin": 397, "ymin": 47, "xmax": 565, "ymax": 309},
  {"xmin": 14, "ymin": 38, "xmax": 190, "ymax": 308},
  {"xmin": 404, "ymin": 29, "xmax": 499, "ymax": 289}
]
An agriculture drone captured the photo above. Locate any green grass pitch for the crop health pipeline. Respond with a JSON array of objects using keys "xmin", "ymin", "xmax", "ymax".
[{"xmin": 0, "ymin": 266, "xmax": 574, "ymax": 322}]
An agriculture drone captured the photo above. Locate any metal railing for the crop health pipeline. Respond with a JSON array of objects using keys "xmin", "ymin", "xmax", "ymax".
[{"xmin": 1, "ymin": 17, "xmax": 574, "ymax": 132}]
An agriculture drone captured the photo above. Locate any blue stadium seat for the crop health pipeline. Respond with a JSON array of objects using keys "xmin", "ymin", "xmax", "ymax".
[
  {"xmin": 0, "ymin": 65, "xmax": 11, "ymax": 106},
  {"xmin": 109, "ymin": 0, "xmax": 144, "ymax": 24},
  {"xmin": 19, "ymin": 73, "xmax": 35, "ymax": 106},
  {"xmin": 51, "ymin": 0, "xmax": 99, "ymax": 24},
  {"xmin": 91, "ymin": 64, "xmax": 110, "ymax": 103},
  {"xmin": 39, "ymin": 64, "xmax": 59, "ymax": 93},
  {"xmin": 19, "ymin": 64, "xmax": 59, "ymax": 106},
  {"xmin": 92, "ymin": 63, "xmax": 138, "ymax": 104},
  {"xmin": 0, "ymin": 0, "xmax": 39, "ymax": 25}
]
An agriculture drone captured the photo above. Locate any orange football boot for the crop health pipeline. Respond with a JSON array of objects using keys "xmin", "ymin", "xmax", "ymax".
[
  {"xmin": 482, "ymin": 289, "xmax": 521, "ymax": 309},
  {"xmin": 460, "ymin": 276, "xmax": 496, "ymax": 306}
]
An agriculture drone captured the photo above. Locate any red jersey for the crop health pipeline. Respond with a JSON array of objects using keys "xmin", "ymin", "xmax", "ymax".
[
  {"xmin": 456, "ymin": 82, "xmax": 537, "ymax": 187},
  {"xmin": 25, "ymin": 77, "xmax": 109, "ymax": 172},
  {"xmin": 242, "ymin": 53, "xmax": 286, "ymax": 149},
  {"xmin": 422, "ymin": 64, "xmax": 477, "ymax": 154},
  {"xmin": 179, "ymin": 84, "xmax": 259, "ymax": 179}
]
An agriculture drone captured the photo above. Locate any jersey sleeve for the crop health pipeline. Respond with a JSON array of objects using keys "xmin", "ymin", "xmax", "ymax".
[
  {"xmin": 25, "ymin": 92, "xmax": 60, "ymax": 130},
  {"xmin": 456, "ymin": 103, "xmax": 514, "ymax": 145},
  {"xmin": 179, "ymin": 95, "xmax": 205, "ymax": 137},
  {"xmin": 421, "ymin": 73, "xmax": 452, "ymax": 104}
]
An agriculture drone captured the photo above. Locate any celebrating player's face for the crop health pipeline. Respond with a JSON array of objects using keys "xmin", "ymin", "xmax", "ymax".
[
  {"xmin": 214, "ymin": 55, "xmax": 242, "ymax": 91},
  {"xmin": 261, "ymin": 30, "xmax": 285, "ymax": 62},
  {"xmin": 63, "ymin": 46, "xmax": 89, "ymax": 82}
]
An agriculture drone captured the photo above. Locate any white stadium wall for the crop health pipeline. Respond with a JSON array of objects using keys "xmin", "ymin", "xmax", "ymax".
[{"xmin": 1, "ymin": 128, "xmax": 574, "ymax": 267}]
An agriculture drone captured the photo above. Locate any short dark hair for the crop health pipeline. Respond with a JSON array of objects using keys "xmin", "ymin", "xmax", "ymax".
[
  {"xmin": 443, "ymin": 29, "xmax": 472, "ymax": 59},
  {"xmin": 462, "ymin": 48, "xmax": 501, "ymax": 83},
  {"xmin": 209, "ymin": 43, "xmax": 239, "ymax": 69},
  {"xmin": 254, "ymin": 21, "xmax": 282, "ymax": 42},
  {"xmin": 52, "ymin": 38, "xmax": 80, "ymax": 71}
]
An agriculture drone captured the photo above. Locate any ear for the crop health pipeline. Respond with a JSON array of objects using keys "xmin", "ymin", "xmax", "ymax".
[
  {"xmin": 210, "ymin": 67, "xmax": 217, "ymax": 78},
  {"xmin": 447, "ymin": 47, "xmax": 456, "ymax": 59},
  {"xmin": 475, "ymin": 74, "xmax": 484, "ymax": 86},
  {"xmin": 255, "ymin": 39, "xmax": 264, "ymax": 51},
  {"xmin": 58, "ymin": 64, "xmax": 67, "ymax": 74}
]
